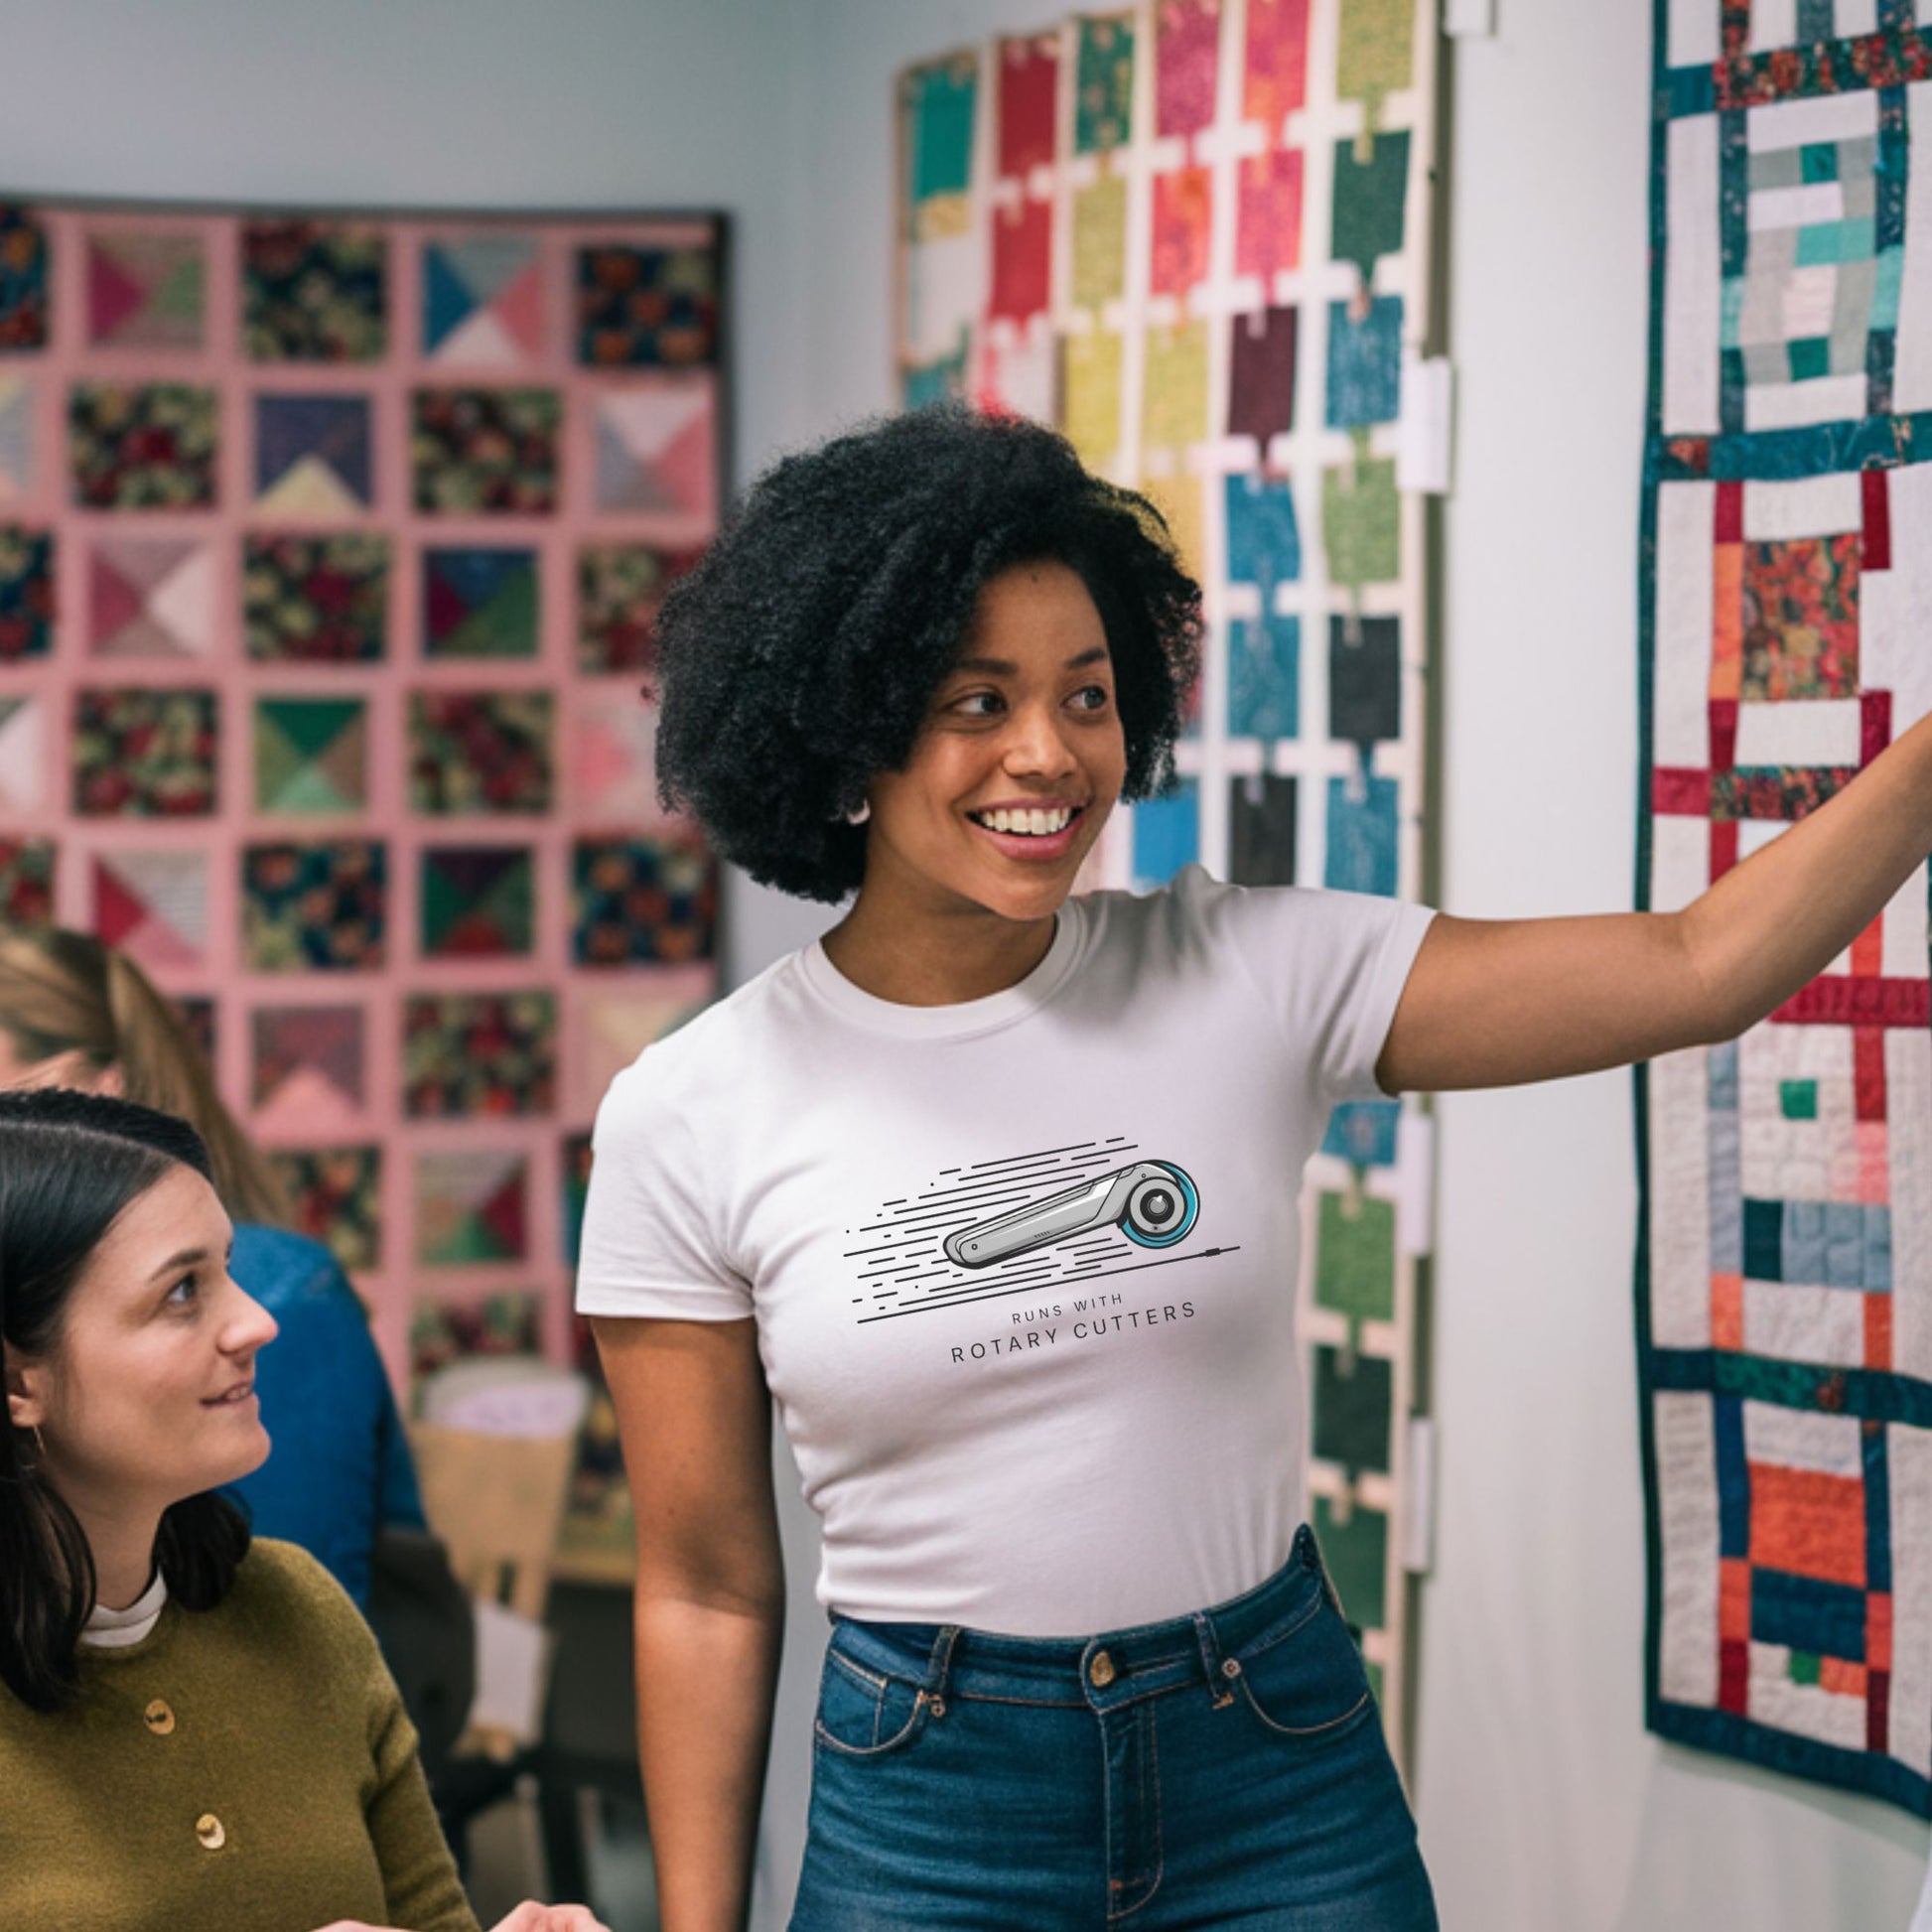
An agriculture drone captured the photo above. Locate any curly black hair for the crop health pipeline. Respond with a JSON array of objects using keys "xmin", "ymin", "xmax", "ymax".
[{"xmin": 653, "ymin": 406, "xmax": 1203, "ymax": 902}]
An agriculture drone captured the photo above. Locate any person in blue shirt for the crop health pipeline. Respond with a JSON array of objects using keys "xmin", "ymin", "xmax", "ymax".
[{"xmin": 0, "ymin": 926, "xmax": 424, "ymax": 1608}]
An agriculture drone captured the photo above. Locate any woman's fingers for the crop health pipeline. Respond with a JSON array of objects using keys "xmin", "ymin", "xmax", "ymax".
[{"xmin": 485, "ymin": 1903, "xmax": 613, "ymax": 1932}]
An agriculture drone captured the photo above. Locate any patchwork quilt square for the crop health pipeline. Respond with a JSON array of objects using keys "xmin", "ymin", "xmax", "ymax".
[
  {"xmin": 0, "ymin": 696, "xmax": 45, "ymax": 811},
  {"xmin": 591, "ymin": 380, "xmax": 716, "ymax": 514},
  {"xmin": 1315, "ymin": 1188, "xmax": 1398, "ymax": 1325},
  {"xmin": 0, "ymin": 374, "xmax": 32, "ymax": 503},
  {"xmin": 1331, "ymin": 131, "xmax": 1411, "ymax": 284},
  {"xmin": 1237, "ymin": 147, "xmax": 1305, "ymax": 283},
  {"xmin": 571, "ymin": 699, "xmax": 662, "ymax": 822},
  {"xmin": 562, "ymin": 1132, "xmax": 595, "ymax": 1267},
  {"xmin": 1323, "ymin": 457, "xmax": 1400, "ymax": 591},
  {"xmin": 1226, "ymin": 474, "xmax": 1302, "ymax": 588},
  {"xmin": 990, "ymin": 199, "xmax": 1053, "ymax": 325},
  {"xmin": 415, "ymin": 1150, "xmax": 528, "ymax": 1266},
  {"xmin": 1329, "ymin": 615, "xmax": 1402, "ymax": 747},
  {"xmin": 1074, "ymin": 13, "xmax": 1136, "ymax": 154},
  {"xmin": 242, "ymin": 222, "xmax": 387, "ymax": 362},
  {"xmin": 90, "ymin": 849, "xmax": 209, "ymax": 968},
  {"xmin": 0, "ymin": 207, "xmax": 50, "ymax": 348},
  {"xmin": 241, "ymin": 840, "xmax": 386, "ymax": 970},
  {"xmin": 1326, "ymin": 295, "xmax": 1404, "ymax": 428},
  {"xmin": 572, "ymin": 837, "xmax": 717, "ymax": 965},
  {"xmin": 253, "ymin": 394, "xmax": 374, "ymax": 514},
  {"xmin": 1228, "ymin": 771, "xmax": 1298, "ymax": 887},
  {"xmin": 404, "ymin": 990, "xmax": 556, "ymax": 1118},
  {"xmin": 1324, "ymin": 773, "xmax": 1399, "ymax": 896},
  {"xmin": 243, "ymin": 533, "xmax": 389, "ymax": 663},
  {"xmin": 251, "ymin": 1004, "xmax": 367, "ymax": 1128},
  {"xmin": 269, "ymin": 1145, "xmax": 381, "ymax": 1272},
  {"xmin": 423, "ymin": 234, "xmax": 543, "ymax": 365},
  {"xmin": 419, "ymin": 845, "xmax": 536, "ymax": 958},
  {"xmin": 1727, "ymin": 92, "xmax": 1900, "ymax": 428},
  {"xmin": 0, "ymin": 838, "xmax": 56, "ymax": 930},
  {"xmin": 89, "ymin": 537, "xmax": 214, "ymax": 658},
  {"xmin": 86, "ymin": 229, "xmax": 205, "ymax": 348},
  {"xmin": 1130, "ymin": 782, "xmax": 1199, "ymax": 891},
  {"xmin": 254, "ymin": 696, "xmax": 368, "ymax": 814},
  {"xmin": 1242, "ymin": 0, "xmax": 1310, "ymax": 129},
  {"xmin": 410, "ymin": 1291, "xmax": 543, "ymax": 1379},
  {"xmin": 578, "ymin": 243, "xmax": 720, "ymax": 366},
  {"xmin": 566, "ymin": 985, "xmax": 712, "ymax": 1117},
  {"xmin": 1142, "ymin": 321, "xmax": 1209, "ymax": 456},
  {"xmin": 1156, "ymin": 0, "xmax": 1221, "ymax": 142},
  {"xmin": 408, "ymin": 691, "xmax": 553, "ymax": 813},
  {"xmin": 69, "ymin": 383, "xmax": 218, "ymax": 510},
  {"xmin": 1311, "ymin": 1343, "xmax": 1394, "ymax": 1475},
  {"xmin": 0, "ymin": 525, "xmax": 55, "ymax": 661},
  {"xmin": 1228, "ymin": 611, "xmax": 1301, "ymax": 739},
  {"xmin": 1071, "ymin": 177, "xmax": 1129, "ymax": 311},
  {"xmin": 1152, "ymin": 167, "xmax": 1213, "ymax": 296},
  {"xmin": 1313, "ymin": 1492, "xmax": 1389, "ymax": 1631},
  {"xmin": 411, "ymin": 387, "xmax": 560, "ymax": 514},
  {"xmin": 576, "ymin": 543, "xmax": 700, "ymax": 673},
  {"xmin": 71, "ymin": 687, "xmax": 218, "ymax": 816},
  {"xmin": 1228, "ymin": 306, "xmax": 1298, "ymax": 446},
  {"xmin": 997, "ymin": 34, "xmax": 1059, "ymax": 179},
  {"xmin": 422, "ymin": 546, "xmax": 539, "ymax": 658}
]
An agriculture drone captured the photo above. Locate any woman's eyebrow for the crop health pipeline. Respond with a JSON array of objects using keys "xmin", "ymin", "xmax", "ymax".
[
  {"xmin": 950, "ymin": 645, "xmax": 1111, "ymax": 675},
  {"xmin": 144, "ymin": 1245, "xmax": 212, "ymax": 1286}
]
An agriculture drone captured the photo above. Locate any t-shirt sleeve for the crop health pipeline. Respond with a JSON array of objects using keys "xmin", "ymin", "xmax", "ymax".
[
  {"xmin": 574, "ymin": 1054, "xmax": 756, "ymax": 1321},
  {"xmin": 1187, "ymin": 870, "xmax": 1436, "ymax": 1104}
]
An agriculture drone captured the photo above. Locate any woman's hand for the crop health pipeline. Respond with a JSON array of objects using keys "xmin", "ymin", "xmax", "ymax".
[
  {"xmin": 312, "ymin": 1908, "xmax": 612, "ymax": 1932},
  {"xmin": 486, "ymin": 1905, "xmax": 614, "ymax": 1932}
]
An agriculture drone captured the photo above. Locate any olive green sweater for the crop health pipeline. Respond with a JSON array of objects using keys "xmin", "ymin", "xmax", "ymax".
[{"xmin": 0, "ymin": 1538, "xmax": 480, "ymax": 1932}]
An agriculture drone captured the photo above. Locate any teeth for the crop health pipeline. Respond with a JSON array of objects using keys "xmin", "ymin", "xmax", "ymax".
[{"xmin": 975, "ymin": 807, "xmax": 1074, "ymax": 837}]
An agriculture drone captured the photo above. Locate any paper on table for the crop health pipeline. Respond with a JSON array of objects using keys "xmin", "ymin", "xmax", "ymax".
[{"xmin": 471, "ymin": 1597, "xmax": 552, "ymax": 1746}]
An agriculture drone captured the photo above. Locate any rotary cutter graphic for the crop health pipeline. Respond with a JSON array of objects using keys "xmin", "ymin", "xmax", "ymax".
[{"xmin": 943, "ymin": 1161, "xmax": 1199, "ymax": 1270}]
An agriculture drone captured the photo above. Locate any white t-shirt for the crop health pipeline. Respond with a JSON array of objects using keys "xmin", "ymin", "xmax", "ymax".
[{"xmin": 577, "ymin": 865, "xmax": 1435, "ymax": 1636}]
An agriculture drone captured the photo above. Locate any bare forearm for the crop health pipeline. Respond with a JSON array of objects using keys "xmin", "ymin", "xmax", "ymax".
[
  {"xmin": 1681, "ymin": 705, "xmax": 1932, "ymax": 1035},
  {"xmin": 635, "ymin": 1587, "xmax": 785, "ymax": 1932},
  {"xmin": 1382, "ymin": 710, "xmax": 1932, "ymax": 1092}
]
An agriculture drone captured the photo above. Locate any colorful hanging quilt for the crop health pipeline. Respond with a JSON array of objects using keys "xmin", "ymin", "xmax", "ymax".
[
  {"xmin": 0, "ymin": 202, "xmax": 726, "ymax": 1573},
  {"xmin": 1639, "ymin": 0, "xmax": 1932, "ymax": 1820},
  {"xmin": 896, "ymin": 0, "xmax": 1440, "ymax": 1757}
]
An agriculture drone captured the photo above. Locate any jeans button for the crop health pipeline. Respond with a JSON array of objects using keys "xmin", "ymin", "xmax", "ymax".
[{"xmin": 1089, "ymin": 1649, "xmax": 1117, "ymax": 1688}]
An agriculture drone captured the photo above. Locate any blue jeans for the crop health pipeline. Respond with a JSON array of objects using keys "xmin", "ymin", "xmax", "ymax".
[{"xmin": 789, "ymin": 1524, "xmax": 1438, "ymax": 1930}]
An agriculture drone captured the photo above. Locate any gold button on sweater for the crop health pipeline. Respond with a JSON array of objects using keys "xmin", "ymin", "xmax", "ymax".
[{"xmin": 0, "ymin": 1539, "xmax": 480, "ymax": 1932}]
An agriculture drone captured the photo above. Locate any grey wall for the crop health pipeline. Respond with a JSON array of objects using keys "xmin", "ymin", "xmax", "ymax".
[{"xmin": 9, "ymin": 3, "xmax": 1927, "ymax": 1926}]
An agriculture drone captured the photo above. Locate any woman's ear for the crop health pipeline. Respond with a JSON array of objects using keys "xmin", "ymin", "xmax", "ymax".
[{"xmin": 4, "ymin": 1350, "xmax": 47, "ymax": 1433}]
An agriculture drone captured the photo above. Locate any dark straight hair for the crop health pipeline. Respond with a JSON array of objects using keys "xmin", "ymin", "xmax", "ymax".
[{"xmin": 0, "ymin": 1087, "xmax": 250, "ymax": 1711}]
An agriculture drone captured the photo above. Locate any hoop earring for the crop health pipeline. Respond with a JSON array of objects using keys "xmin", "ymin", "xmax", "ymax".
[{"xmin": 844, "ymin": 799, "xmax": 871, "ymax": 826}]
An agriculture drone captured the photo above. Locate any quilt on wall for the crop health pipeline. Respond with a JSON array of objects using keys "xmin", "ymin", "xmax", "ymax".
[
  {"xmin": 1641, "ymin": 0, "xmax": 1932, "ymax": 1818},
  {"xmin": 0, "ymin": 201, "xmax": 726, "ymax": 1578},
  {"xmin": 897, "ymin": 0, "xmax": 1439, "ymax": 1749}
]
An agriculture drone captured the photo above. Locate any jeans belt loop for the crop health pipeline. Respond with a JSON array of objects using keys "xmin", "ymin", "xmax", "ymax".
[
  {"xmin": 923, "ymin": 1624, "xmax": 962, "ymax": 1708},
  {"xmin": 1192, "ymin": 1610, "xmax": 1236, "ymax": 1710}
]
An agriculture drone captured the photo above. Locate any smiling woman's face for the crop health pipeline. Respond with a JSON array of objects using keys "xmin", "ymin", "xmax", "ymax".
[
  {"xmin": 861, "ymin": 560, "xmax": 1128, "ymax": 926},
  {"xmin": 15, "ymin": 1164, "xmax": 277, "ymax": 1518}
]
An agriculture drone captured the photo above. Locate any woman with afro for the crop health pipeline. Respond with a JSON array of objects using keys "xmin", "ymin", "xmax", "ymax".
[{"xmin": 578, "ymin": 406, "xmax": 1932, "ymax": 1931}]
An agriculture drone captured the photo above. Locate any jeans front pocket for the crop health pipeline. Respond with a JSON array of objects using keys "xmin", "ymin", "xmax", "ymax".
[
  {"xmin": 1226, "ymin": 1589, "xmax": 1375, "ymax": 1744},
  {"xmin": 813, "ymin": 1642, "xmax": 932, "ymax": 1759}
]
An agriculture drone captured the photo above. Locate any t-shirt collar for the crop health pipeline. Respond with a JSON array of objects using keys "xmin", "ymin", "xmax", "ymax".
[{"xmin": 798, "ymin": 897, "xmax": 1089, "ymax": 1040}]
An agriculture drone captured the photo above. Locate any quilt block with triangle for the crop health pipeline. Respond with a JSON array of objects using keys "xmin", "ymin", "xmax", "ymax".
[
  {"xmin": 424, "ymin": 234, "xmax": 544, "ymax": 366},
  {"xmin": 90, "ymin": 849, "xmax": 209, "ymax": 968},
  {"xmin": 254, "ymin": 697, "xmax": 368, "ymax": 814}
]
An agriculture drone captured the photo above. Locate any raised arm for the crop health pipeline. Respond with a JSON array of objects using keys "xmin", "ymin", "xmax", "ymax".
[
  {"xmin": 1378, "ymin": 706, "xmax": 1932, "ymax": 1093},
  {"xmin": 591, "ymin": 1314, "xmax": 785, "ymax": 1932}
]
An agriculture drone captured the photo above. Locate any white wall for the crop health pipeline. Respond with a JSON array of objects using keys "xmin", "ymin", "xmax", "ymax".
[{"xmin": 10, "ymin": 4, "xmax": 1927, "ymax": 1927}]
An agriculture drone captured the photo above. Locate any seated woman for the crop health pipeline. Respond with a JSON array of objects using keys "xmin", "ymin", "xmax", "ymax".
[
  {"xmin": 0, "ymin": 1085, "xmax": 606, "ymax": 1932},
  {"xmin": 0, "ymin": 927, "xmax": 419, "ymax": 1609}
]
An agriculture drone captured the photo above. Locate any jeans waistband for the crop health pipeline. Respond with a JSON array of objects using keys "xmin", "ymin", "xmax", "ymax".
[{"xmin": 824, "ymin": 1523, "xmax": 1332, "ymax": 1714}]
